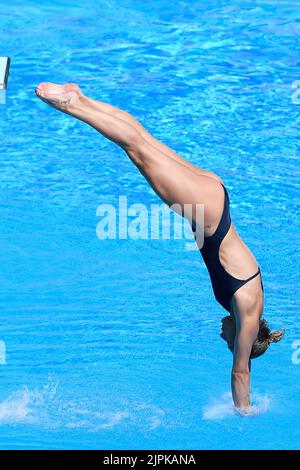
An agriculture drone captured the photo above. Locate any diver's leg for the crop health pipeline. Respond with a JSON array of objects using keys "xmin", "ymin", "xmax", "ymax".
[
  {"xmin": 36, "ymin": 82, "xmax": 223, "ymax": 184},
  {"xmin": 35, "ymin": 83, "xmax": 225, "ymax": 234},
  {"xmin": 85, "ymin": 97, "xmax": 224, "ymax": 184}
]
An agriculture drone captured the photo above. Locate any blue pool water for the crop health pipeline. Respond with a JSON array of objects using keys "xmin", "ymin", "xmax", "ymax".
[{"xmin": 0, "ymin": 0, "xmax": 299, "ymax": 450}]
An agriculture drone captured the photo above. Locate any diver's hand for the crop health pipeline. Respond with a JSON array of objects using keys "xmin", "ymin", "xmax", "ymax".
[
  {"xmin": 234, "ymin": 405, "xmax": 261, "ymax": 417},
  {"xmin": 234, "ymin": 406, "xmax": 252, "ymax": 417}
]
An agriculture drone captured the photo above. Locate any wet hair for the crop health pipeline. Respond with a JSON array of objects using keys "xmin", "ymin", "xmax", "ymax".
[
  {"xmin": 250, "ymin": 319, "xmax": 285, "ymax": 359},
  {"xmin": 226, "ymin": 318, "xmax": 285, "ymax": 358}
]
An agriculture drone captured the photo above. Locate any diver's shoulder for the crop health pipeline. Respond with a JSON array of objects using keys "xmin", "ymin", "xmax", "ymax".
[{"xmin": 231, "ymin": 283, "xmax": 264, "ymax": 319}]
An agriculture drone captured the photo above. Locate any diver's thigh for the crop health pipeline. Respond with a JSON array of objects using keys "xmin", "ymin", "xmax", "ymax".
[{"xmin": 129, "ymin": 140, "xmax": 225, "ymax": 232}]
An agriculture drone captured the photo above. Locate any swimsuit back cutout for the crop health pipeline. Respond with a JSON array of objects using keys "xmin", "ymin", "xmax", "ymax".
[{"xmin": 199, "ymin": 184, "xmax": 263, "ymax": 312}]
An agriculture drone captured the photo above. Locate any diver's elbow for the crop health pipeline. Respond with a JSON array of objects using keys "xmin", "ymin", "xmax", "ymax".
[{"xmin": 231, "ymin": 369, "xmax": 249, "ymax": 379}]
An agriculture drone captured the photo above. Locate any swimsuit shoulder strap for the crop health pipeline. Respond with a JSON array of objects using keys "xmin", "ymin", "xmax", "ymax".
[{"xmin": 242, "ymin": 267, "xmax": 261, "ymax": 283}]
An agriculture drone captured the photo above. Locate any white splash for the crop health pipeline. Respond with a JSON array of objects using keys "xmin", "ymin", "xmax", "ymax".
[
  {"xmin": 203, "ymin": 392, "xmax": 270, "ymax": 420},
  {"xmin": 0, "ymin": 387, "xmax": 31, "ymax": 424},
  {"xmin": 0, "ymin": 380, "xmax": 165, "ymax": 431}
]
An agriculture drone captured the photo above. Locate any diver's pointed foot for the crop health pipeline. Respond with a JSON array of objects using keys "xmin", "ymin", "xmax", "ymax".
[{"xmin": 35, "ymin": 82, "xmax": 83, "ymax": 111}]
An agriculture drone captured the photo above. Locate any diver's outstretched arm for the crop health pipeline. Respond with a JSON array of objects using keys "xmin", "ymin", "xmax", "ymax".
[{"xmin": 231, "ymin": 316, "xmax": 259, "ymax": 412}]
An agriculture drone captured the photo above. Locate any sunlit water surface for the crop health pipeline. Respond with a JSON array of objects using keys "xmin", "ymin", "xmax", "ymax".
[{"xmin": 0, "ymin": 0, "xmax": 299, "ymax": 449}]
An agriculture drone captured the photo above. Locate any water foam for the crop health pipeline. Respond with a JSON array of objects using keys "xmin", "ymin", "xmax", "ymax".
[
  {"xmin": 203, "ymin": 392, "xmax": 270, "ymax": 420},
  {"xmin": 0, "ymin": 380, "xmax": 59, "ymax": 426},
  {"xmin": 0, "ymin": 387, "xmax": 31, "ymax": 424},
  {"xmin": 0, "ymin": 379, "xmax": 165, "ymax": 431}
]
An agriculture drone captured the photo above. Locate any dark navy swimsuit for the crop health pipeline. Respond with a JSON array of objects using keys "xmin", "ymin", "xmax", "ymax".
[{"xmin": 197, "ymin": 184, "xmax": 263, "ymax": 312}]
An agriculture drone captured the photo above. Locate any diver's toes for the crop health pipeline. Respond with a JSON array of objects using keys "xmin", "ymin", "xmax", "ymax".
[
  {"xmin": 35, "ymin": 88, "xmax": 43, "ymax": 97},
  {"xmin": 36, "ymin": 83, "xmax": 45, "ymax": 92}
]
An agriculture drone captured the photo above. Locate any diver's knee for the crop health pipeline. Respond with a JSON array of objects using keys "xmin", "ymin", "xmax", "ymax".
[{"xmin": 125, "ymin": 139, "xmax": 149, "ymax": 168}]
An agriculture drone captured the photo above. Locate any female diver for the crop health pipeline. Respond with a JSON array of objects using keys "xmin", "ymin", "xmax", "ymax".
[{"xmin": 35, "ymin": 82, "xmax": 284, "ymax": 413}]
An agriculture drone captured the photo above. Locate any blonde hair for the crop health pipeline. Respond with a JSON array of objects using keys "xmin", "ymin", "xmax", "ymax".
[{"xmin": 250, "ymin": 319, "xmax": 285, "ymax": 359}]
